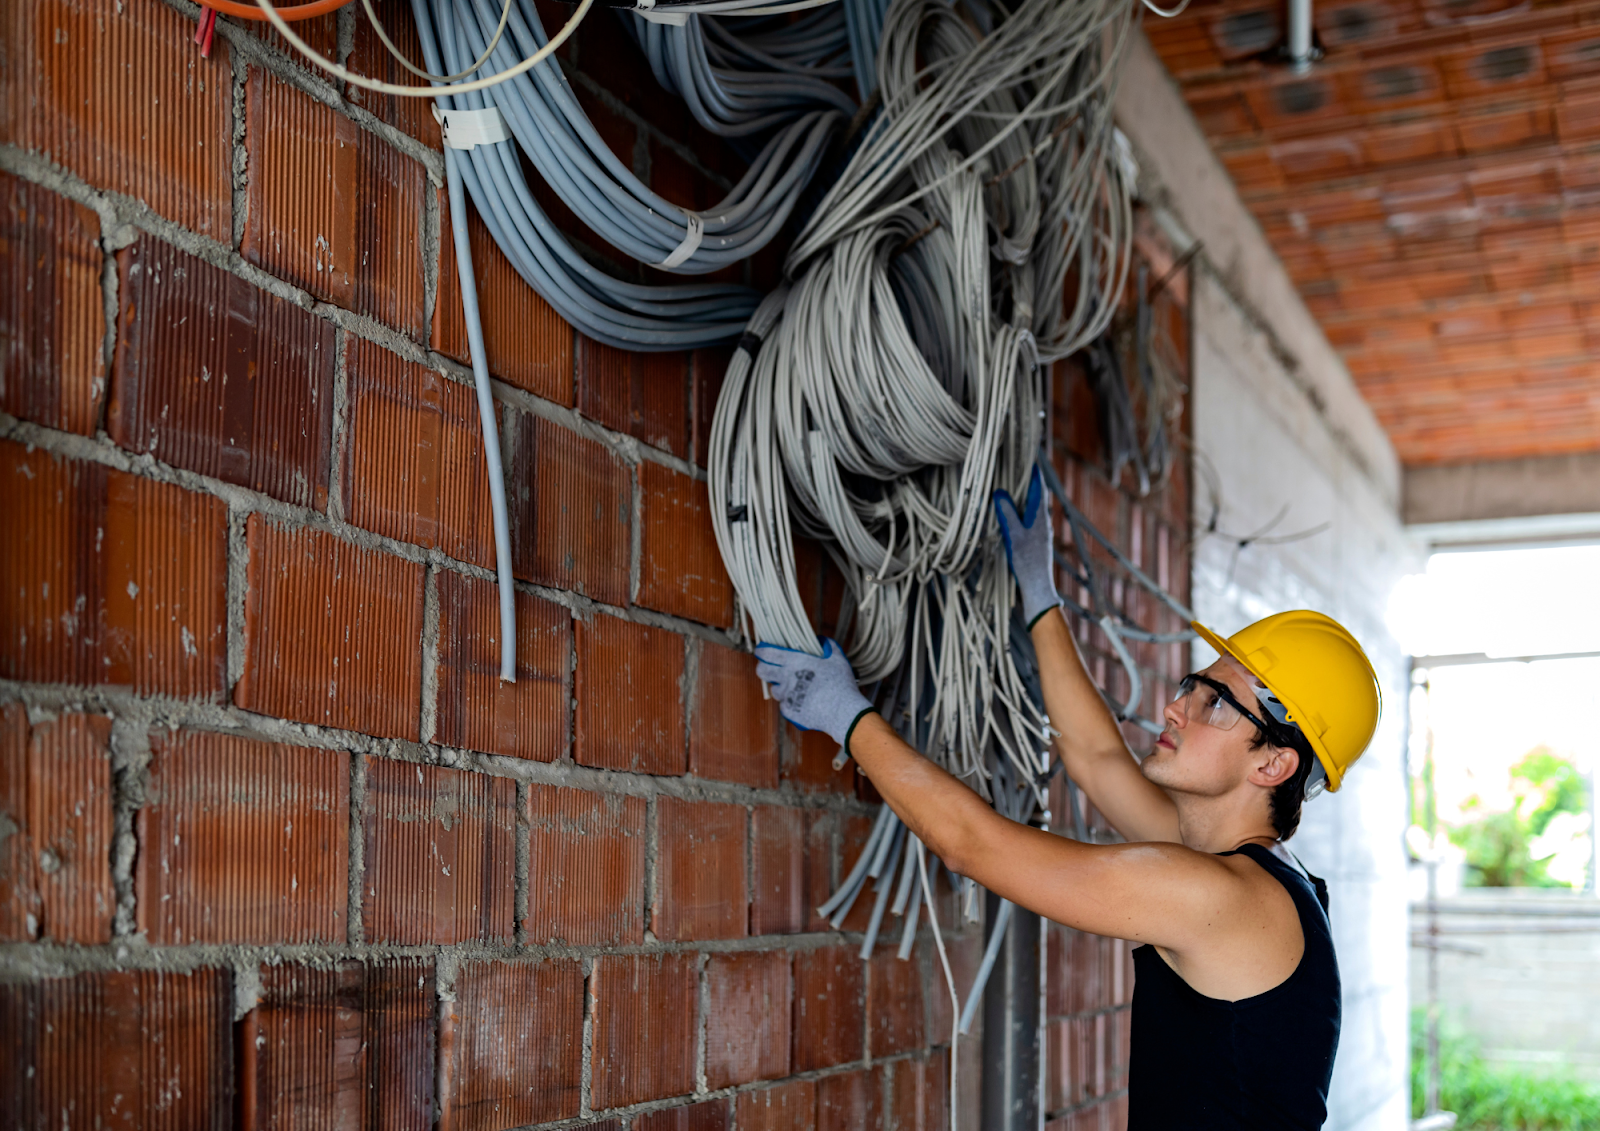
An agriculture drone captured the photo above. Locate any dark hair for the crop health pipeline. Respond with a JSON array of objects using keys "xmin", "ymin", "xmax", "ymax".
[{"xmin": 1249, "ymin": 727, "xmax": 1319, "ymax": 841}]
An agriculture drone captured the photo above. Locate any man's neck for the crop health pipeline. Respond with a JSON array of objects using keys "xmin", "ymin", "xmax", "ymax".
[{"xmin": 1173, "ymin": 795, "xmax": 1278, "ymax": 855}]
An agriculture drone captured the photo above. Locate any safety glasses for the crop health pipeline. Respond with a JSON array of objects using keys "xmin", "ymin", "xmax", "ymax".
[{"xmin": 1173, "ymin": 673, "xmax": 1278, "ymax": 738}]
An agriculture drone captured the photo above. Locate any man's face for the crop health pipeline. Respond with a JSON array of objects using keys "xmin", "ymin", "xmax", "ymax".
[{"xmin": 1140, "ymin": 656, "xmax": 1268, "ymax": 798}]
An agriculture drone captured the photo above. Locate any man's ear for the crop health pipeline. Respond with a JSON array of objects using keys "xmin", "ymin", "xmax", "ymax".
[{"xmin": 1248, "ymin": 743, "xmax": 1299, "ymax": 790}]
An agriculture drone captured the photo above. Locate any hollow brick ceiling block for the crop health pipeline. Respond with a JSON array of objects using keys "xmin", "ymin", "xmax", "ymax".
[
  {"xmin": 111, "ymin": 234, "xmax": 335, "ymax": 511},
  {"xmin": 576, "ymin": 336, "xmax": 691, "ymax": 458},
  {"xmin": 433, "ymin": 569, "xmax": 570, "ymax": 761},
  {"xmin": 0, "ymin": 0, "xmax": 232, "ymax": 235},
  {"xmin": 574, "ymin": 614, "xmax": 686, "ymax": 775},
  {"xmin": 137, "ymin": 728, "xmax": 349, "ymax": 945},
  {"xmin": 242, "ymin": 68, "xmax": 425, "ymax": 336},
  {"xmin": 0, "ymin": 705, "xmax": 114, "ymax": 944},
  {"xmin": 869, "ymin": 949, "xmax": 928, "ymax": 1060},
  {"xmin": 1145, "ymin": 0, "xmax": 1600, "ymax": 465},
  {"xmin": 443, "ymin": 958, "xmax": 584, "ymax": 1129},
  {"xmin": 0, "ymin": 440, "xmax": 228, "ymax": 697},
  {"xmin": 589, "ymin": 953, "xmax": 699, "ymax": 1110},
  {"xmin": 240, "ymin": 959, "xmax": 436, "ymax": 1131},
  {"xmin": 235, "ymin": 517, "xmax": 423, "ymax": 738},
  {"xmin": 1, "ymin": 968, "xmax": 234, "ymax": 1127},
  {"xmin": 525, "ymin": 783, "xmax": 646, "ymax": 946},
  {"xmin": 362, "ymin": 759, "xmax": 517, "ymax": 945},
  {"xmin": 0, "ymin": 173, "xmax": 104, "ymax": 435}
]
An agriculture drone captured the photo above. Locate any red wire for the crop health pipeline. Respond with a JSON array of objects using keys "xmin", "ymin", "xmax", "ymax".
[{"xmin": 203, "ymin": 0, "xmax": 356, "ymax": 22}]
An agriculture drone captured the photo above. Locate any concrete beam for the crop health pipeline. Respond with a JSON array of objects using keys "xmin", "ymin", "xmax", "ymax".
[{"xmin": 1403, "ymin": 451, "xmax": 1600, "ymax": 525}]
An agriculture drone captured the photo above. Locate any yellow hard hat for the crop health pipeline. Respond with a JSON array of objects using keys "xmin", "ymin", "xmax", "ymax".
[{"xmin": 1190, "ymin": 610, "xmax": 1381, "ymax": 793}]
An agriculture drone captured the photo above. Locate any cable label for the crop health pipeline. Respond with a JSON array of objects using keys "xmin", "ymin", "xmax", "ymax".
[{"xmin": 433, "ymin": 105, "xmax": 512, "ymax": 150}]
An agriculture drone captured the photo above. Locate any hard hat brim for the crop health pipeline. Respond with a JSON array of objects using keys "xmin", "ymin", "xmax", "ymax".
[{"xmin": 1189, "ymin": 620, "xmax": 1345, "ymax": 793}]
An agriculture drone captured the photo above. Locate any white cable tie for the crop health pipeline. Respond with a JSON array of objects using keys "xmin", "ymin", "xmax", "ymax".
[
  {"xmin": 659, "ymin": 211, "xmax": 704, "ymax": 268},
  {"xmin": 433, "ymin": 105, "xmax": 511, "ymax": 150},
  {"xmin": 634, "ymin": 0, "xmax": 690, "ymax": 23}
]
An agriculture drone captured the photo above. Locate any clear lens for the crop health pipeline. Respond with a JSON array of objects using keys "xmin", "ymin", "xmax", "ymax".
[{"xmin": 1175, "ymin": 676, "xmax": 1245, "ymax": 731}]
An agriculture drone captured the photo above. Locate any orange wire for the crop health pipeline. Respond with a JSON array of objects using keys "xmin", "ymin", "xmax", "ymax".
[{"xmin": 204, "ymin": 0, "xmax": 356, "ymax": 22}]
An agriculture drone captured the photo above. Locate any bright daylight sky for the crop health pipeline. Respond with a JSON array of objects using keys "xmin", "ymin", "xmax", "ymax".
[{"xmin": 1388, "ymin": 545, "xmax": 1600, "ymax": 859}]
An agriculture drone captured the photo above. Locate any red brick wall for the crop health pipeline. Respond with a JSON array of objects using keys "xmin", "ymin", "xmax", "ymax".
[{"xmin": 0, "ymin": 2, "xmax": 1188, "ymax": 1127}]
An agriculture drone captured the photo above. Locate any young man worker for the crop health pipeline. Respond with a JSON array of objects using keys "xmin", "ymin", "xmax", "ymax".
[{"xmin": 755, "ymin": 468, "xmax": 1381, "ymax": 1130}]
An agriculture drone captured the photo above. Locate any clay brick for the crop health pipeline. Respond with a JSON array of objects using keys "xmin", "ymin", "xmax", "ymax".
[
  {"xmin": 344, "ymin": 0, "xmax": 444, "ymax": 149},
  {"xmin": 792, "ymin": 944, "xmax": 865, "ymax": 1071},
  {"xmin": 1, "ymin": 0, "xmax": 232, "ymax": 234},
  {"xmin": 577, "ymin": 337, "xmax": 691, "ymax": 457},
  {"xmin": 240, "ymin": 959, "xmax": 435, "ymax": 1131},
  {"xmin": 445, "ymin": 959, "xmax": 584, "ymax": 1129},
  {"xmin": 362, "ymin": 758, "xmax": 516, "ymax": 944},
  {"xmin": 655, "ymin": 795, "xmax": 747, "ymax": 941},
  {"xmin": 869, "ymin": 949, "xmax": 926, "ymax": 1058},
  {"xmin": 691, "ymin": 640, "xmax": 779, "ymax": 787},
  {"xmin": 243, "ymin": 68, "xmax": 425, "ymax": 336},
  {"xmin": 891, "ymin": 1051, "xmax": 950, "ymax": 1131},
  {"xmin": 0, "ymin": 706, "xmax": 113, "ymax": 943},
  {"xmin": 111, "ymin": 234, "xmax": 335, "ymax": 510},
  {"xmin": 735, "ymin": 1080, "xmax": 817, "ymax": 1131},
  {"xmin": 817, "ymin": 1065, "xmax": 887, "ymax": 1131},
  {"xmin": 138, "ymin": 728, "xmax": 348, "ymax": 945},
  {"xmin": 638, "ymin": 461, "xmax": 733, "ymax": 627},
  {"xmin": 434, "ymin": 199, "xmax": 574, "ymax": 405},
  {"xmin": 635, "ymin": 1101, "xmax": 731, "ymax": 1131},
  {"xmin": 803, "ymin": 810, "xmax": 837, "ymax": 932},
  {"xmin": 341, "ymin": 337, "xmax": 498, "ymax": 566},
  {"xmin": 751, "ymin": 805, "xmax": 804, "ymax": 935},
  {"xmin": 434, "ymin": 570, "xmax": 570, "ymax": 761},
  {"xmin": 690, "ymin": 347, "xmax": 732, "ymax": 468},
  {"xmin": 574, "ymin": 615, "xmax": 686, "ymax": 774},
  {"xmin": 929, "ymin": 932, "xmax": 981, "ymax": 1040},
  {"xmin": 525, "ymin": 784, "xmax": 646, "ymax": 946},
  {"xmin": 0, "ymin": 440, "xmax": 228, "ymax": 697},
  {"xmin": 706, "ymin": 950, "xmax": 790, "ymax": 1088},
  {"xmin": 0, "ymin": 173, "xmax": 103, "ymax": 434},
  {"xmin": 236, "ymin": 517, "xmax": 424, "ymax": 739},
  {"xmin": 590, "ymin": 953, "xmax": 698, "ymax": 1109},
  {"xmin": 1, "ymin": 968, "xmax": 233, "ymax": 1127},
  {"xmin": 504, "ymin": 412, "xmax": 631, "ymax": 603},
  {"xmin": 835, "ymin": 813, "xmax": 877, "ymax": 933},
  {"xmin": 782, "ymin": 725, "xmax": 855, "ymax": 795}
]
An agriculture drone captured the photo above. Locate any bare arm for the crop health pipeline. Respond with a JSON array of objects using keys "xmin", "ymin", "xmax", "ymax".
[
  {"xmin": 1030, "ymin": 608, "xmax": 1181, "ymax": 844},
  {"xmin": 849, "ymin": 713, "xmax": 1241, "ymax": 948}
]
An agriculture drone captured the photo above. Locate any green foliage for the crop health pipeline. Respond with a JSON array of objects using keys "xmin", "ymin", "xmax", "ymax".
[
  {"xmin": 1411, "ymin": 1010, "xmax": 1600, "ymax": 1130},
  {"xmin": 1447, "ymin": 747, "xmax": 1588, "ymax": 889}
]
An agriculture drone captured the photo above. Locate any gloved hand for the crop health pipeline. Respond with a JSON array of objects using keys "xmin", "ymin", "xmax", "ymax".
[
  {"xmin": 993, "ymin": 464, "xmax": 1061, "ymax": 627},
  {"xmin": 754, "ymin": 638, "xmax": 876, "ymax": 749}
]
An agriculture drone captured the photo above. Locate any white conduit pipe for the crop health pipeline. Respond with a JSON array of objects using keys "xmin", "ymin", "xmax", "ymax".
[
  {"xmin": 445, "ymin": 146, "xmax": 518, "ymax": 682},
  {"xmin": 1287, "ymin": 0, "xmax": 1314, "ymax": 73}
]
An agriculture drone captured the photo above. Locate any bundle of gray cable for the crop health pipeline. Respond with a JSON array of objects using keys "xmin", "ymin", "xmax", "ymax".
[{"xmin": 711, "ymin": 0, "xmax": 1137, "ymax": 800}]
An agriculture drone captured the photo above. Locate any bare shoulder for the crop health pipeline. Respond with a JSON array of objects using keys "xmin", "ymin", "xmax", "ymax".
[{"xmin": 1160, "ymin": 850, "xmax": 1306, "ymax": 1001}]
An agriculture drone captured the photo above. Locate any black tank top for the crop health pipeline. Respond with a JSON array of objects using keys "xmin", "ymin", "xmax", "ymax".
[{"xmin": 1127, "ymin": 843, "xmax": 1340, "ymax": 1130}]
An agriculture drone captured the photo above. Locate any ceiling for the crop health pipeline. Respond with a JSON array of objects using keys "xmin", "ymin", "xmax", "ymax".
[{"xmin": 1145, "ymin": 0, "xmax": 1600, "ymax": 467}]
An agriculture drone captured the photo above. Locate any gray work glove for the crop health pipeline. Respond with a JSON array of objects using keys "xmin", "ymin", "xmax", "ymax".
[
  {"xmin": 754, "ymin": 638, "xmax": 876, "ymax": 749},
  {"xmin": 993, "ymin": 465, "xmax": 1061, "ymax": 627}
]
